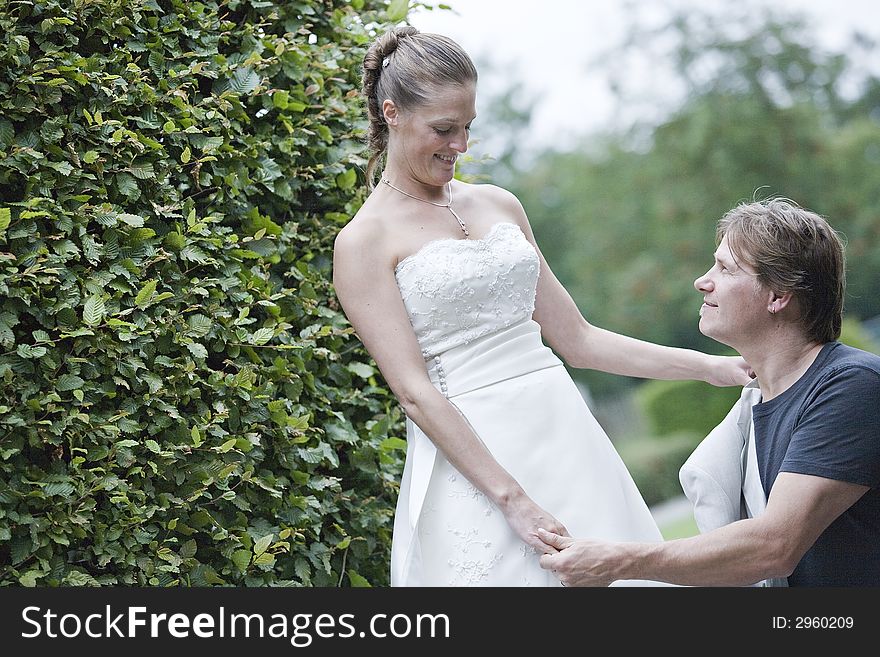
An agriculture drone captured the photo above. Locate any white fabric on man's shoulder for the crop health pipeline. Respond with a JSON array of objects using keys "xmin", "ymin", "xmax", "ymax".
[{"xmin": 678, "ymin": 379, "xmax": 787, "ymax": 587}]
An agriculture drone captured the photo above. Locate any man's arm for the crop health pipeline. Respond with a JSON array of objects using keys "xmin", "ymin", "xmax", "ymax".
[{"xmin": 539, "ymin": 472, "xmax": 869, "ymax": 586}]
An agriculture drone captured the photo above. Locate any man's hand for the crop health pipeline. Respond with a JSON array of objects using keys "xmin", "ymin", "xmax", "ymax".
[
  {"xmin": 537, "ymin": 529, "xmax": 618, "ymax": 587},
  {"xmin": 706, "ymin": 354, "xmax": 755, "ymax": 387}
]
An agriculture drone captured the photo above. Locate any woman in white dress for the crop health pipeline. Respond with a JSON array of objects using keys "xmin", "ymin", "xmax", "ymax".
[{"xmin": 332, "ymin": 26, "xmax": 752, "ymax": 586}]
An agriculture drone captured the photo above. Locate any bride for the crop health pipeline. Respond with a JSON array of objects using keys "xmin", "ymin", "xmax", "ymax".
[{"xmin": 332, "ymin": 26, "xmax": 752, "ymax": 586}]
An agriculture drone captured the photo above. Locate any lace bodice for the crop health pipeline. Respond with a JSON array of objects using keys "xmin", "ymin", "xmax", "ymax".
[{"xmin": 394, "ymin": 222, "xmax": 539, "ymax": 357}]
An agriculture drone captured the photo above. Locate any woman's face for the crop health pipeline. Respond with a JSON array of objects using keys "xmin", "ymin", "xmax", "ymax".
[{"xmin": 385, "ymin": 82, "xmax": 476, "ymax": 186}]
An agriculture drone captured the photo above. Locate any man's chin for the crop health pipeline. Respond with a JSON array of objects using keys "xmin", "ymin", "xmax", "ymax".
[{"xmin": 698, "ymin": 321, "xmax": 723, "ymax": 342}]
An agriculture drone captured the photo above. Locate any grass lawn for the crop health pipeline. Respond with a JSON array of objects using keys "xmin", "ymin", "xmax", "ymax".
[{"xmin": 660, "ymin": 514, "xmax": 699, "ymax": 540}]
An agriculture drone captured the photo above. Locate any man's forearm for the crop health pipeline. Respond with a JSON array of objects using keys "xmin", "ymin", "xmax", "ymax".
[{"xmin": 614, "ymin": 520, "xmax": 793, "ymax": 586}]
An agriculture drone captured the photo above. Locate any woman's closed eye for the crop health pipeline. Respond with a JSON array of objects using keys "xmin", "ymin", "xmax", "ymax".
[{"xmin": 433, "ymin": 124, "xmax": 472, "ymax": 135}]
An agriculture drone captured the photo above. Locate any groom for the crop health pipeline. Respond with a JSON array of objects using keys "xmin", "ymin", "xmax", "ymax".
[{"xmin": 538, "ymin": 198, "xmax": 880, "ymax": 586}]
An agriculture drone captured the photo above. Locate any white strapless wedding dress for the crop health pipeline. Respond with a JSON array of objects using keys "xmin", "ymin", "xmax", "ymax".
[{"xmin": 391, "ymin": 222, "xmax": 664, "ymax": 586}]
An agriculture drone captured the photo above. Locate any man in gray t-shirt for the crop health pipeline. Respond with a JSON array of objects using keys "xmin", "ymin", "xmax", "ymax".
[{"xmin": 538, "ymin": 198, "xmax": 880, "ymax": 586}]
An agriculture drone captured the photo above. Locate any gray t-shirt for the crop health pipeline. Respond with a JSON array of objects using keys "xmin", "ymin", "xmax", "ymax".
[{"xmin": 753, "ymin": 342, "xmax": 880, "ymax": 586}]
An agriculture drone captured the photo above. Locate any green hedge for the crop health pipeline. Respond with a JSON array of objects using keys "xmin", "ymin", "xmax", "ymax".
[
  {"xmin": 618, "ymin": 432, "xmax": 702, "ymax": 508},
  {"xmin": 0, "ymin": 0, "xmax": 407, "ymax": 586}
]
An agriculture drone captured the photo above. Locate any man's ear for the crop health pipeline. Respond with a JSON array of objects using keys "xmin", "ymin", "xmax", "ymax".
[
  {"xmin": 382, "ymin": 99, "xmax": 399, "ymax": 126},
  {"xmin": 767, "ymin": 290, "xmax": 794, "ymax": 315}
]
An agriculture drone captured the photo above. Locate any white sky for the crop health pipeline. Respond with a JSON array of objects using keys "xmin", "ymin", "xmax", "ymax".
[{"xmin": 409, "ymin": 0, "xmax": 880, "ymax": 155}]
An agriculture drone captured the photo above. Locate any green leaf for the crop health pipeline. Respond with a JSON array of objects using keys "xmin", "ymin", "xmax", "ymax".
[
  {"xmin": 49, "ymin": 161, "xmax": 74, "ymax": 176},
  {"xmin": 83, "ymin": 296, "xmax": 105, "ymax": 326},
  {"xmin": 65, "ymin": 571, "xmax": 98, "ymax": 586},
  {"xmin": 347, "ymin": 570, "xmax": 371, "ymax": 587},
  {"xmin": 16, "ymin": 344, "xmax": 47, "ymax": 358},
  {"xmin": 44, "ymin": 481, "xmax": 75, "ymax": 496},
  {"xmin": 0, "ymin": 119, "xmax": 13, "ymax": 147},
  {"xmin": 180, "ymin": 540, "xmax": 197, "ymax": 559},
  {"xmin": 57, "ymin": 374, "xmax": 84, "ymax": 391},
  {"xmin": 186, "ymin": 342, "xmax": 208, "ymax": 359},
  {"xmin": 130, "ymin": 161, "xmax": 155, "ymax": 180},
  {"xmin": 64, "ymin": 571, "xmax": 99, "ymax": 586},
  {"xmin": 135, "ymin": 279, "xmax": 158, "ymax": 307},
  {"xmin": 228, "ymin": 67, "xmax": 260, "ymax": 95},
  {"xmin": 115, "ymin": 173, "xmax": 139, "ymax": 198},
  {"xmin": 254, "ymin": 534, "xmax": 272, "ymax": 556},
  {"xmin": 187, "ymin": 314, "xmax": 212, "ymax": 337},
  {"xmin": 380, "ymin": 437, "xmax": 407, "ymax": 452},
  {"xmin": 0, "ymin": 207, "xmax": 10, "ymax": 235},
  {"xmin": 82, "ymin": 150, "xmax": 99, "ymax": 164},
  {"xmin": 335, "ymin": 168, "xmax": 356, "ymax": 190},
  {"xmin": 118, "ymin": 213, "xmax": 145, "ymax": 227},
  {"xmin": 180, "ymin": 146, "xmax": 191, "ymax": 164},
  {"xmin": 145, "ymin": 439, "xmax": 161, "ymax": 453},
  {"xmin": 272, "ymin": 90, "xmax": 289, "ymax": 109},
  {"xmin": 142, "ymin": 372, "xmax": 163, "ymax": 393},
  {"xmin": 19, "ymin": 571, "xmax": 40, "ymax": 587},
  {"xmin": 347, "ymin": 362, "xmax": 375, "ymax": 378},
  {"xmin": 148, "ymin": 51, "xmax": 165, "ymax": 76},
  {"xmin": 231, "ymin": 549, "xmax": 251, "ymax": 573},
  {"xmin": 253, "ymin": 552, "xmax": 275, "ymax": 567},
  {"xmin": 294, "ymin": 558, "xmax": 311, "ymax": 582},
  {"xmin": 387, "ymin": 0, "xmax": 409, "ymax": 22},
  {"xmin": 218, "ymin": 438, "xmax": 236, "ymax": 453},
  {"xmin": 251, "ymin": 327, "xmax": 274, "ymax": 345}
]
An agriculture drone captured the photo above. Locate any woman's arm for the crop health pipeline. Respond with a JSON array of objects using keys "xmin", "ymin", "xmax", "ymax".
[
  {"xmin": 332, "ymin": 220, "xmax": 569, "ymax": 550},
  {"xmin": 493, "ymin": 189, "xmax": 752, "ymax": 386}
]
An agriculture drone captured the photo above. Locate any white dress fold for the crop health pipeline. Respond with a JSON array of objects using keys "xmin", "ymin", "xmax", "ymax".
[{"xmin": 390, "ymin": 222, "xmax": 664, "ymax": 586}]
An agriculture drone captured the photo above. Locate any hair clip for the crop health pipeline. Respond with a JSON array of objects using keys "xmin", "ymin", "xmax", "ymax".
[{"xmin": 382, "ymin": 58, "xmax": 390, "ymax": 68}]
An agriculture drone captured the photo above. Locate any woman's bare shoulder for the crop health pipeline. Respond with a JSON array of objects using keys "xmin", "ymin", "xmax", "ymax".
[
  {"xmin": 334, "ymin": 199, "xmax": 390, "ymax": 256},
  {"xmin": 457, "ymin": 180, "xmax": 523, "ymax": 210}
]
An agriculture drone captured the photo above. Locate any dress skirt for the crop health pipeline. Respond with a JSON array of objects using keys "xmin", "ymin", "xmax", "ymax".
[{"xmin": 390, "ymin": 319, "xmax": 664, "ymax": 586}]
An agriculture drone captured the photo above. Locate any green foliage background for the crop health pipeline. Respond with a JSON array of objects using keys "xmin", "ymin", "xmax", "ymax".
[
  {"xmin": 508, "ymin": 10, "xmax": 880, "ymax": 400},
  {"xmin": 0, "ymin": 0, "xmax": 407, "ymax": 587}
]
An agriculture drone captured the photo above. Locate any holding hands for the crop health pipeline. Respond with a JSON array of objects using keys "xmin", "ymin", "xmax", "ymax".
[
  {"xmin": 503, "ymin": 494, "xmax": 571, "ymax": 555},
  {"xmin": 537, "ymin": 529, "xmax": 616, "ymax": 586}
]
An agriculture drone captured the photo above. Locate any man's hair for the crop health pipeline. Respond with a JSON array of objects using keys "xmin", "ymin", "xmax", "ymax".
[{"xmin": 717, "ymin": 198, "xmax": 846, "ymax": 343}]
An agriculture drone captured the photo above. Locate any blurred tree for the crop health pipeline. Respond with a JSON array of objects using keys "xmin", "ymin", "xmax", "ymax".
[
  {"xmin": 457, "ymin": 57, "xmax": 536, "ymax": 186},
  {"xmin": 502, "ymin": 7, "xmax": 880, "ymax": 397}
]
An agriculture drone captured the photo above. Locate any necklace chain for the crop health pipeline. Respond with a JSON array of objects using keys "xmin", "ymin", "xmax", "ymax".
[{"xmin": 381, "ymin": 178, "xmax": 469, "ymax": 237}]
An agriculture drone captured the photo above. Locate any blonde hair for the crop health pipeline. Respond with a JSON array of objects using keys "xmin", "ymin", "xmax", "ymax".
[
  {"xmin": 361, "ymin": 26, "xmax": 477, "ymax": 186},
  {"xmin": 718, "ymin": 198, "xmax": 846, "ymax": 343}
]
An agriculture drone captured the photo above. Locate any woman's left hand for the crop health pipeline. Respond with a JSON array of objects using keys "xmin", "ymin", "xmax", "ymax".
[{"xmin": 705, "ymin": 354, "xmax": 755, "ymax": 387}]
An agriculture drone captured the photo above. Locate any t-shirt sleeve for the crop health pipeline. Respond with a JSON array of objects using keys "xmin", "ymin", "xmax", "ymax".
[{"xmin": 780, "ymin": 365, "xmax": 880, "ymax": 487}]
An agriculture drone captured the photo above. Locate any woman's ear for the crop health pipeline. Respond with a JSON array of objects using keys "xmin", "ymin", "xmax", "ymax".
[{"xmin": 382, "ymin": 99, "xmax": 399, "ymax": 126}]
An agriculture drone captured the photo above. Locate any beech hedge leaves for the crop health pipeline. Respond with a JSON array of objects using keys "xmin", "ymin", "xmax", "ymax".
[{"xmin": 0, "ymin": 0, "xmax": 405, "ymax": 587}]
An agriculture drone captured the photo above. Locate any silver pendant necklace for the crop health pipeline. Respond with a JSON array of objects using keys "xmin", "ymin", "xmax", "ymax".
[{"xmin": 381, "ymin": 177, "xmax": 469, "ymax": 237}]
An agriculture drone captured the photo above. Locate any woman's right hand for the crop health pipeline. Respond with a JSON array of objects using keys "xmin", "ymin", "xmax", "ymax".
[{"xmin": 501, "ymin": 492, "xmax": 570, "ymax": 554}]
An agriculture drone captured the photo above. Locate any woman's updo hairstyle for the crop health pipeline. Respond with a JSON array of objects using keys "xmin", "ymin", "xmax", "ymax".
[{"xmin": 361, "ymin": 26, "xmax": 477, "ymax": 186}]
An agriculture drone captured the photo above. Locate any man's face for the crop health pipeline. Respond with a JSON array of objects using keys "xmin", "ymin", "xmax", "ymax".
[{"xmin": 694, "ymin": 235, "xmax": 769, "ymax": 348}]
